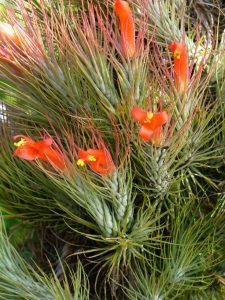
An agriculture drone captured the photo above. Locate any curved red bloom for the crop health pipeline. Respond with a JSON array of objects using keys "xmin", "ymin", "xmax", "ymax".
[
  {"xmin": 169, "ymin": 41, "xmax": 189, "ymax": 95},
  {"xmin": 131, "ymin": 106, "xmax": 169, "ymax": 144},
  {"xmin": 114, "ymin": 0, "xmax": 135, "ymax": 58},
  {"xmin": 13, "ymin": 135, "xmax": 66, "ymax": 170},
  {"xmin": 77, "ymin": 148, "xmax": 114, "ymax": 175}
]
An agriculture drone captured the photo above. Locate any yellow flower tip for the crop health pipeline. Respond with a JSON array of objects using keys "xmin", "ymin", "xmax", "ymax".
[
  {"xmin": 87, "ymin": 155, "xmax": 96, "ymax": 162},
  {"xmin": 14, "ymin": 138, "xmax": 26, "ymax": 147},
  {"xmin": 147, "ymin": 112, "xmax": 154, "ymax": 120},
  {"xmin": 144, "ymin": 112, "xmax": 154, "ymax": 123},
  {"xmin": 77, "ymin": 159, "xmax": 85, "ymax": 167},
  {"xmin": 174, "ymin": 49, "xmax": 181, "ymax": 60}
]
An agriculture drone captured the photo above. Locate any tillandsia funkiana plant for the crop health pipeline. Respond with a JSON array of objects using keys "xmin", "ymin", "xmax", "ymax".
[{"xmin": 0, "ymin": 0, "xmax": 225, "ymax": 299}]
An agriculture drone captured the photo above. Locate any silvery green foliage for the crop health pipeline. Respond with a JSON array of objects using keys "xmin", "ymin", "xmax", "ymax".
[{"xmin": 0, "ymin": 216, "xmax": 89, "ymax": 299}]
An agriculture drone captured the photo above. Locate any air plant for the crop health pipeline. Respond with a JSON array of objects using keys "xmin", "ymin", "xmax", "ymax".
[{"xmin": 0, "ymin": 0, "xmax": 224, "ymax": 299}]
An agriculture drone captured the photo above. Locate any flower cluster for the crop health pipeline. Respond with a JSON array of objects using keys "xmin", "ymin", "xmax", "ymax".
[
  {"xmin": 13, "ymin": 103, "xmax": 170, "ymax": 175},
  {"xmin": 10, "ymin": 1, "xmax": 190, "ymax": 176},
  {"xmin": 13, "ymin": 135, "xmax": 115, "ymax": 175},
  {"xmin": 0, "ymin": 1, "xmax": 188, "ymax": 91}
]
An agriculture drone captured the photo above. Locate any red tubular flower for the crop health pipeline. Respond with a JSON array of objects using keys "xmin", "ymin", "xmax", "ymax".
[
  {"xmin": 77, "ymin": 148, "xmax": 114, "ymax": 175},
  {"xmin": 131, "ymin": 106, "xmax": 169, "ymax": 144},
  {"xmin": 13, "ymin": 135, "xmax": 66, "ymax": 170},
  {"xmin": 169, "ymin": 41, "xmax": 189, "ymax": 95},
  {"xmin": 114, "ymin": 0, "xmax": 135, "ymax": 58}
]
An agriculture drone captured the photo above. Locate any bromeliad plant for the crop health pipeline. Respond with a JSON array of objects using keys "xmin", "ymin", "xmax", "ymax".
[{"xmin": 0, "ymin": 0, "xmax": 225, "ymax": 299}]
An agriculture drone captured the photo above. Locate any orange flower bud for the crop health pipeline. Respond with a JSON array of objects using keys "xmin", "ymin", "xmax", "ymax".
[
  {"xmin": 114, "ymin": 0, "xmax": 135, "ymax": 58},
  {"xmin": 169, "ymin": 41, "xmax": 189, "ymax": 95}
]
